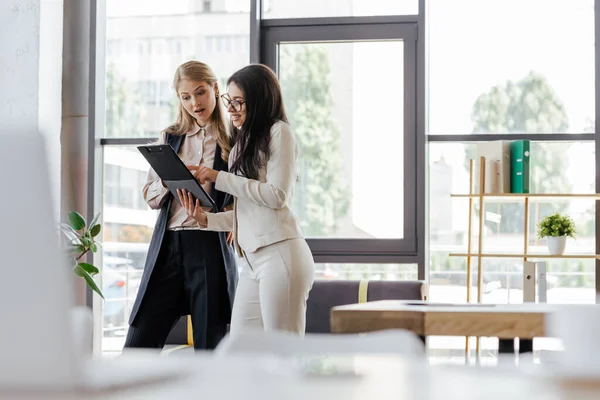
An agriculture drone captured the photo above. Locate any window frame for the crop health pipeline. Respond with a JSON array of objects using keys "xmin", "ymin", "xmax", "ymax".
[
  {"xmin": 424, "ymin": 0, "xmax": 600, "ymax": 294},
  {"xmin": 259, "ymin": 20, "xmax": 420, "ymax": 264},
  {"xmin": 90, "ymin": 0, "xmax": 600, "ymax": 299}
]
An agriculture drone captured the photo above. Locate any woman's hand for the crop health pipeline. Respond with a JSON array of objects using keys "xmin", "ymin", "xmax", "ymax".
[
  {"xmin": 177, "ymin": 189, "xmax": 208, "ymax": 227},
  {"xmin": 198, "ymin": 166, "xmax": 219, "ymax": 184},
  {"xmin": 187, "ymin": 166, "xmax": 218, "ymax": 184},
  {"xmin": 187, "ymin": 166, "xmax": 202, "ymax": 185}
]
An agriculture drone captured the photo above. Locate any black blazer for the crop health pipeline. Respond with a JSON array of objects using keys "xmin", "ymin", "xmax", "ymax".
[{"xmin": 129, "ymin": 133, "xmax": 238, "ymax": 325}]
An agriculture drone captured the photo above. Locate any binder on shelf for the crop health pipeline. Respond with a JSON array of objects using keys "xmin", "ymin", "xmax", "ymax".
[
  {"xmin": 475, "ymin": 141, "xmax": 510, "ymax": 193},
  {"xmin": 523, "ymin": 261, "xmax": 547, "ymax": 303},
  {"xmin": 510, "ymin": 140, "xmax": 530, "ymax": 194}
]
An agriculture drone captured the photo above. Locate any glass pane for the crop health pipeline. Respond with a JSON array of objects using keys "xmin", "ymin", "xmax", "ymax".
[
  {"xmin": 104, "ymin": 0, "xmax": 250, "ymax": 138},
  {"xmin": 279, "ymin": 41, "xmax": 404, "ymax": 239},
  {"xmin": 428, "ymin": 0, "xmax": 594, "ymax": 134},
  {"xmin": 428, "ymin": 141, "xmax": 596, "ymax": 305},
  {"xmin": 101, "ymin": 146, "xmax": 157, "ymax": 352},
  {"xmin": 315, "ymin": 263, "xmax": 417, "ymax": 280},
  {"xmin": 263, "ymin": 0, "xmax": 417, "ymax": 19}
]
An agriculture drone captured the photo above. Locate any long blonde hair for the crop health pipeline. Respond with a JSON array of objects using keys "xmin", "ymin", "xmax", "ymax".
[{"xmin": 165, "ymin": 60, "xmax": 231, "ymax": 162}]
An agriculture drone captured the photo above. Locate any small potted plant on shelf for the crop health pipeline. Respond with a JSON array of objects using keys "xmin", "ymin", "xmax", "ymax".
[{"xmin": 537, "ymin": 213, "xmax": 576, "ymax": 255}]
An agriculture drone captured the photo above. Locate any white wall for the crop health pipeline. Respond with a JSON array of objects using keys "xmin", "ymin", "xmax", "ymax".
[
  {"xmin": 0, "ymin": 1, "xmax": 41, "ymax": 126},
  {"xmin": 39, "ymin": 0, "xmax": 63, "ymax": 219},
  {"xmin": 0, "ymin": 0, "xmax": 62, "ymax": 220}
]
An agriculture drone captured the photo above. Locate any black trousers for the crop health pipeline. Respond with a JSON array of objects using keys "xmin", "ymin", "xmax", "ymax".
[{"xmin": 124, "ymin": 230, "xmax": 230, "ymax": 350}]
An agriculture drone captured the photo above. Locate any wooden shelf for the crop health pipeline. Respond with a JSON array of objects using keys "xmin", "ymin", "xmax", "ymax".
[
  {"xmin": 450, "ymin": 253, "xmax": 600, "ymax": 259},
  {"xmin": 451, "ymin": 156, "xmax": 600, "ymax": 357},
  {"xmin": 451, "ymin": 193, "xmax": 600, "ymax": 199}
]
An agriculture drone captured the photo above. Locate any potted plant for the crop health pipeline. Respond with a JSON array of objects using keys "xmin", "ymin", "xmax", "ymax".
[
  {"xmin": 59, "ymin": 211, "xmax": 104, "ymax": 298},
  {"xmin": 537, "ymin": 213, "xmax": 576, "ymax": 255}
]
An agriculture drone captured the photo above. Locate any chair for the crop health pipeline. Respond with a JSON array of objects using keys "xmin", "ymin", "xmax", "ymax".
[
  {"xmin": 306, "ymin": 279, "xmax": 427, "ymax": 333},
  {"xmin": 162, "ymin": 316, "xmax": 233, "ymax": 355},
  {"xmin": 214, "ymin": 328, "xmax": 425, "ymax": 358},
  {"xmin": 161, "ymin": 316, "xmax": 194, "ymax": 355}
]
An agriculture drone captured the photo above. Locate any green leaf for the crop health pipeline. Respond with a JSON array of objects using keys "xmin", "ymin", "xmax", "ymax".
[
  {"xmin": 90, "ymin": 224, "xmax": 101, "ymax": 238},
  {"xmin": 79, "ymin": 236, "xmax": 91, "ymax": 247},
  {"xmin": 59, "ymin": 223, "xmax": 81, "ymax": 241},
  {"xmin": 73, "ymin": 265, "xmax": 104, "ymax": 299},
  {"xmin": 538, "ymin": 213, "xmax": 577, "ymax": 239},
  {"xmin": 68, "ymin": 211, "xmax": 86, "ymax": 231},
  {"xmin": 71, "ymin": 244, "xmax": 85, "ymax": 255},
  {"xmin": 89, "ymin": 213, "xmax": 101, "ymax": 231},
  {"xmin": 90, "ymin": 242, "xmax": 98, "ymax": 253},
  {"xmin": 78, "ymin": 262, "xmax": 99, "ymax": 275}
]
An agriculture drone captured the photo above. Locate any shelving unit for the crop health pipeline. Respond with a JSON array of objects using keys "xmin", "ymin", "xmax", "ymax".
[
  {"xmin": 447, "ymin": 157, "xmax": 600, "ymax": 358},
  {"xmin": 449, "ymin": 157, "xmax": 600, "ymax": 303}
]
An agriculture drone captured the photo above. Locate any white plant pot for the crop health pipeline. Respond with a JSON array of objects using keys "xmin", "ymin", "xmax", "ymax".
[{"xmin": 547, "ymin": 236, "xmax": 567, "ymax": 255}]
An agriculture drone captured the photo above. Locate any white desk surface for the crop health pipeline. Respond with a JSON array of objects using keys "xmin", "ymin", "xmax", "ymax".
[{"xmin": 1, "ymin": 352, "xmax": 599, "ymax": 399}]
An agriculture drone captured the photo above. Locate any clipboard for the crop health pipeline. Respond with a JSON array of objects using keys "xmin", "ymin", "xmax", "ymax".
[{"xmin": 137, "ymin": 144, "xmax": 217, "ymax": 210}]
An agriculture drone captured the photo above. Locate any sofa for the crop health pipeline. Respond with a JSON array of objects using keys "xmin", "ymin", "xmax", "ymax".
[{"xmin": 306, "ymin": 279, "xmax": 427, "ymax": 333}]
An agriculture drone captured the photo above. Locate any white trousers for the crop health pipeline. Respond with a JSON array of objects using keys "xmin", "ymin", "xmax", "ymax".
[{"xmin": 230, "ymin": 238, "xmax": 315, "ymax": 335}]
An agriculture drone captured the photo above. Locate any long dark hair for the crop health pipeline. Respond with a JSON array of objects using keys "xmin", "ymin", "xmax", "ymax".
[{"xmin": 228, "ymin": 64, "xmax": 288, "ymax": 180}]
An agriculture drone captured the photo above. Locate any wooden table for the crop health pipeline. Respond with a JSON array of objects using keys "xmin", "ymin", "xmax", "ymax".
[{"xmin": 330, "ymin": 301, "xmax": 564, "ymax": 353}]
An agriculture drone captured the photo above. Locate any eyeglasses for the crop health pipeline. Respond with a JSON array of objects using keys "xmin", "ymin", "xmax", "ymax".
[{"xmin": 220, "ymin": 94, "xmax": 245, "ymax": 112}]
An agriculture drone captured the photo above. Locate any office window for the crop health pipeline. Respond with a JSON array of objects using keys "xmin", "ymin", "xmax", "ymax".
[
  {"xmin": 104, "ymin": 165, "xmax": 121, "ymax": 207},
  {"xmin": 428, "ymin": 141, "xmax": 596, "ymax": 304},
  {"xmin": 101, "ymin": 146, "xmax": 159, "ymax": 350},
  {"xmin": 104, "ymin": 0, "xmax": 250, "ymax": 138},
  {"xmin": 279, "ymin": 41, "xmax": 405, "ymax": 239},
  {"xmin": 135, "ymin": 39, "xmax": 151, "ymax": 56},
  {"xmin": 136, "ymin": 80, "xmax": 171, "ymax": 106},
  {"xmin": 263, "ymin": 0, "xmax": 417, "ymax": 18},
  {"xmin": 100, "ymin": 0, "xmax": 252, "ymax": 352},
  {"xmin": 205, "ymin": 36, "xmax": 214, "ymax": 53},
  {"xmin": 315, "ymin": 263, "xmax": 417, "ymax": 281},
  {"xmin": 428, "ymin": 0, "xmax": 594, "ymax": 134},
  {"xmin": 103, "ymin": 160, "xmax": 148, "ymax": 210},
  {"xmin": 106, "ymin": 39, "xmax": 122, "ymax": 56}
]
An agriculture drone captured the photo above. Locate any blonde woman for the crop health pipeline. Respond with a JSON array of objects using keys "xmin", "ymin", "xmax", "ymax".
[{"xmin": 124, "ymin": 61, "xmax": 237, "ymax": 351}]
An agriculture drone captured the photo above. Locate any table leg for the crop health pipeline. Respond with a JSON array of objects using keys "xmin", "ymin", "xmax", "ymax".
[
  {"xmin": 497, "ymin": 338, "xmax": 517, "ymax": 366},
  {"xmin": 519, "ymin": 339, "xmax": 533, "ymax": 353},
  {"xmin": 498, "ymin": 338, "xmax": 533, "ymax": 357},
  {"xmin": 419, "ymin": 336, "xmax": 429, "ymax": 361},
  {"xmin": 498, "ymin": 339, "xmax": 514, "ymax": 354}
]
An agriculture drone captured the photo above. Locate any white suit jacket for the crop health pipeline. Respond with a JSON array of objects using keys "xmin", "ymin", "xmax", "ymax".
[{"xmin": 204, "ymin": 121, "xmax": 303, "ymax": 254}]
